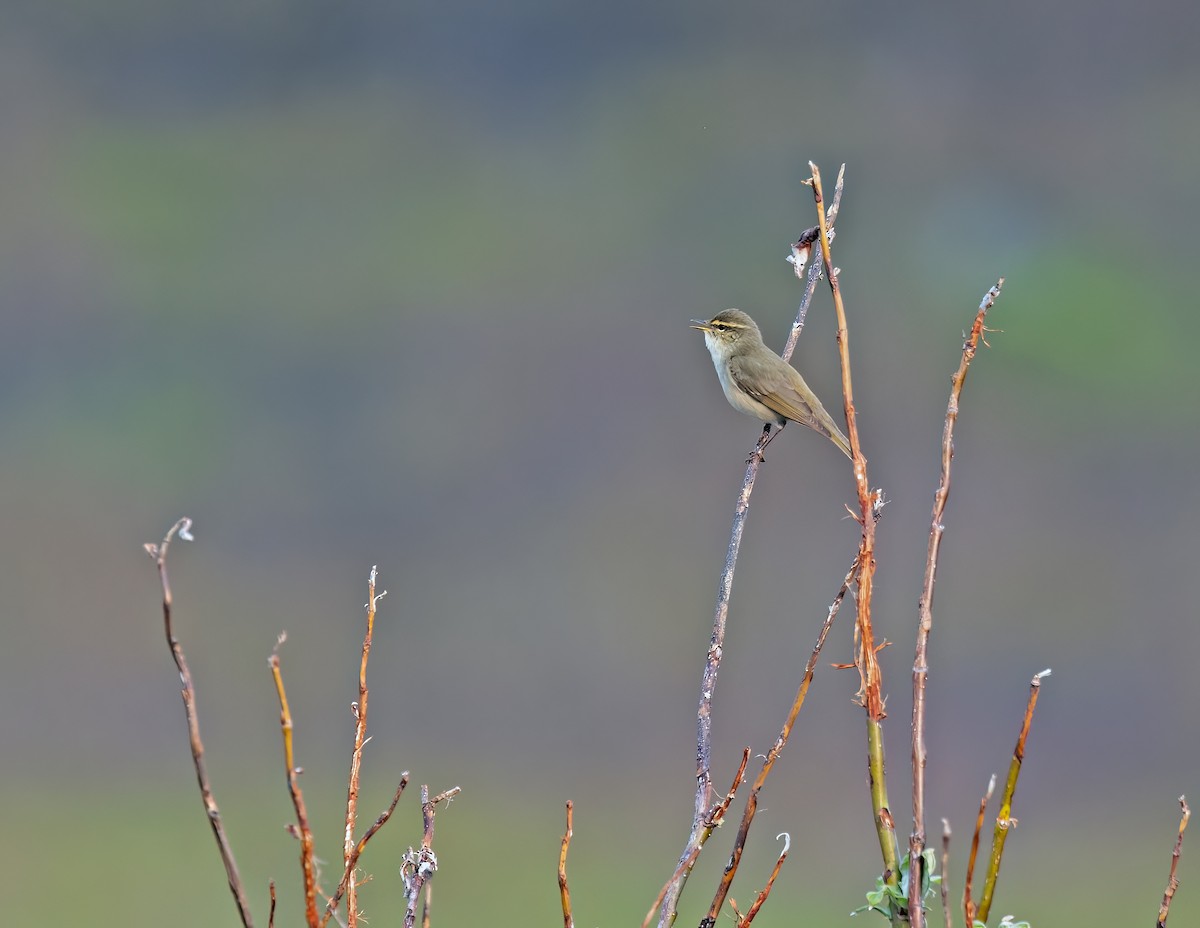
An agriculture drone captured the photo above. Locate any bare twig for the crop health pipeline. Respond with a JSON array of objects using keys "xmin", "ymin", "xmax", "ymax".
[
  {"xmin": 909, "ymin": 279, "xmax": 1005, "ymax": 927},
  {"xmin": 559, "ymin": 801, "xmax": 575, "ymax": 928},
  {"xmin": 144, "ymin": 518, "xmax": 255, "ymax": 928},
  {"xmin": 940, "ymin": 820, "xmax": 952, "ymax": 928},
  {"xmin": 269, "ymin": 637, "xmax": 319, "ymax": 928},
  {"xmin": 421, "ymin": 882, "xmax": 433, "ymax": 928},
  {"xmin": 808, "ymin": 162, "xmax": 900, "ymax": 913},
  {"xmin": 976, "ymin": 669, "xmax": 1050, "ymax": 923},
  {"xmin": 963, "ymin": 774, "xmax": 996, "ymax": 927},
  {"xmin": 268, "ymin": 881, "xmax": 277, "ymax": 928},
  {"xmin": 1157, "ymin": 796, "xmax": 1191, "ymax": 927},
  {"xmin": 656, "ymin": 175, "xmax": 846, "ymax": 928},
  {"xmin": 320, "ymin": 776, "xmax": 410, "ymax": 928},
  {"xmin": 342, "ymin": 566, "xmax": 386, "ymax": 927},
  {"xmin": 402, "ymin": 785, "xmax": 461, "ymax": 928},
  {"xmin": 704, "ymin": 555, "xmax": 857, "ymax": 923},
  {"xmin": 735, "ymin": 833, "xmax": 790, "ymax": 927}
]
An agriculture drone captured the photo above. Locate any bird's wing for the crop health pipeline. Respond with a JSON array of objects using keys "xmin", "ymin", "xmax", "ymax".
[{"xmin": 728, "ymin": 354, "xmax": 822, "ymax": 430}]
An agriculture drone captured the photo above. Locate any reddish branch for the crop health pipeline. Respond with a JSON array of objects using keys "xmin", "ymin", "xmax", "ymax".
[
  {"xmin": 342, "ymin": 566, "xmax": 386, "ymax": 927},
  {"xmin": 559, "ymin": 801, "xmax": 575, "ymax": 928},
  {"xmin": 734, "ymin": 833, "xmax": 790, "ymax": 927},
  {"xmin": 144, "ymin": 517, "xmax": 255, "ymax": 928},
  {"xmin": 655, "ymin": 165, "xmax": 845, "ymax": 928},
  {"xmin": 963, "ymin": 774, "xmax": 995, "ymax": 926},
  {"xmin": 269, "ymin": 637, "xmax": 320, "ymax": 928},
  {"xmin": 1157, "ymin": 796, "xmax": 1191, "ymax": 927},
  {"xmin": 808, "ymin": 162, "xmax": 900, "ymax": 899},
  {"xmin": 909, "ymin": 279, "xmax": 1005, "ymax": 926}
]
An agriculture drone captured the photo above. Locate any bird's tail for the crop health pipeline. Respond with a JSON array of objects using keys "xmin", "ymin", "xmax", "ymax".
[{"xmin": 828, "ymin": 423, "xmax": 852, "ymax": 459}]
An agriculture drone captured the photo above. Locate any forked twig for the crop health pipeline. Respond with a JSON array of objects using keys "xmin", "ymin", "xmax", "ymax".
[
  {"xmin": 733, "ymin": 833, "xmax": 790, "ymax": 927},
  {"xmin": 975, "ymin": 669, "xmax": 1051, "ymax": 924},
  {"xmin": 320, "ymin": 776, "xmax": 410, "ymax": 928},
  {"xmin": 703, "ymin": 555, "xmax": 857, "ymax": 923},
  {"xmin": 909, "ymin": 279, "xmax": 1005, "ymax": 927},
  {"xmin": 1157, "ymin": 796, "xmax": 1191, "ymax": 927},
  {"xmin": 402, "ymin": 785, "xmax": 461, "ymax": 928},
  {"xmin": 644, "ymin": 751, "xmax": 750, "ymax": 928},
  {"xmin": 269, "ymin": 637, "xmax": 319, "ymax": 928},
  {"xmin": 559, "ymin": 801, "xmax": 575, "ymax": 928},
  {"xmin": 656, "ymin": 173, "xmax": 846, "ymax": 928},
  {"xmin": 144, "ymin": 518, "xmax": 255, "ymax": 928}
]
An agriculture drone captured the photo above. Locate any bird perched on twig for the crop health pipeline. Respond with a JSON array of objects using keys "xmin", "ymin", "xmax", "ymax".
[{"xmin": 691, "ymin": 308, "xmax": 851, "ymax": 458}]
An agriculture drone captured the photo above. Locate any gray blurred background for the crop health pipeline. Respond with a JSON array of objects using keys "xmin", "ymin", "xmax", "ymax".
[{"xmin": 2, "ymin": 2, "xmax": 1197, "ymax": 925}]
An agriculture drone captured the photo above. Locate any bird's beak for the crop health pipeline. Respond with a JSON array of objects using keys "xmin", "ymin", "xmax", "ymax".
[{"xmin": 689, "ymin": 319, "xmax": 712, "ymax": 332}]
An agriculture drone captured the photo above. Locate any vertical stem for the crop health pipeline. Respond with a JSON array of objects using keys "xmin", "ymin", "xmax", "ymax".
[{"xmin": 809, "ymin": 162, "xmax": 900, "ymax": 911}]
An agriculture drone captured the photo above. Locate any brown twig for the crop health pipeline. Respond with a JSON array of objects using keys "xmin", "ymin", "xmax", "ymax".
[
  {"xmin": 268, "ymin": 881, "xmax": 277, "ymax": 928},
  {"xmin": 735, "ymin": 833, "xmax": 790, "ymax": 927},
  {"xmin": 976, "ymin": 669, "xmax": 1050, "ymax": 924},
  {"xmin": 402, "ymin": 785, "xmax": 461, "ymax": 928},
  {"xmin": 559, "ymin": 800, "xmax": 575, "ymax": 928},
  {"xmin": 909, "ymin": 279, "xmax": 1005, "ymax": 927},
  {"xmin": 421, "ymin": 882, "xmax": 433, "ymax": 928},
  {"xmin": 963, "ymin": 774, "xmax": 995, "ymax": 927},
  {"xmin": 703, "ymin": 555, "xmax": 858, "ymax": 924},
  {"xmin": 342, "ymin": 566, "xmax": 386, "ymax": 927},
  {"xmin": 144, "ymin": 518, "xmax": 255, "ymax": 928},
  {"xmin": 1157, "ymin": 795, "xmax": 1191, "ymax": 927},
  {"xmin": 808, "ymin": 162, "xmax": 900, "ymax": 913},
  {"xmin": 320, "ymin": 776, "xmax": 410, "ymax": 928},
  {"xmin": 269, "ymin": 636, "xmax": 320, "ymax": 928},
  {"xmin": 644, "ymin": 751, "xmax": 750, "ymax": 928},
  {"xmin": 656, "ymin": 163, "xmax": 846, "ymax": 928}
]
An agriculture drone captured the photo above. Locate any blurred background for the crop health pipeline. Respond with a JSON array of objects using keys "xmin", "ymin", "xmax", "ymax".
[{"xmin": 2, "ymin": 2, "xmax": 1197, "ymax": 925}]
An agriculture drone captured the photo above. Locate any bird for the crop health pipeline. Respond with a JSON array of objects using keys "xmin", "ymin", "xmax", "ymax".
[{"xmin": 691, "ymin": 308, "xmax": 851, "ymax": 458}]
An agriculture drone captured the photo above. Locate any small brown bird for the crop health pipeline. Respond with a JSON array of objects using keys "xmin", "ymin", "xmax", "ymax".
[{"xmin": 691, "ymin": 308, "xmax": 851, "ymax": 458}]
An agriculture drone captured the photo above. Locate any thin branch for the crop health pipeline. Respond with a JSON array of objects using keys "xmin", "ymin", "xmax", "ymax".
[
  {"xmin": 909, "ymin": 279, "xmax": 1005, "ymax": 927},
  {"xmin": 963, "ymin": 774, "xmax": 995, "ymax": 927},
  {"xmin": 735, "ymin": 833, "xmax": 790, "ymax": 927},
  {"xmin": 656, "ymin": 176, "xmax": 844, "ymax": 928},
  {"xmin": 268, "ymin": 881, "xmax": 277, "ymax": 928},
  {"xmin": 343, "ymin": 566, "xmax": 386, "ymax": 927},
  {"xmin": 976, "ymin": 669, "xmax": 1051, "ymax": 924},
  {"xmin": 559, "ymin": 801, "xmax": 575, "ymax": 928},
  {"xmin": 402, "ymin": 785, "xmax": 461, "ymax": 928},
  {"xmin": 421, "ymin": 881, "xmax": 433, "ymax": 928},
  {"xmin": 269, "ymin": 637, "xmax": 319, "ymax": 928},
  {"xmin": 144, "ymin": 518, "xmax": 255, "ymax": 928},
  {"xmin": 644, "ymin": 752, "xmax": 749, "ymax": 928},
  {"xmin": 320, "ymin": 776, "xmax": 410, "ymax": 928},
  {"xmin": 704, "ymin": 555, "xmax": 857, "ymax": 923},
  {"xmin": 1157, "ymin": 795, "xmax": 1191, "ymax": 927},
  {"xmin": 808, "ymin": 162, "xmax": 900, "ymax": 912},
  {"xmin": 940, "ymin": 820, "xmax": 952, "ymax": 928}
]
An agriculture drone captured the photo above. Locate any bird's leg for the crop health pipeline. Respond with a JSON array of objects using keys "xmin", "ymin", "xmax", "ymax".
[{"xmin": 748, "ymin": 423, "xmax": 778, "ymax": 464}]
